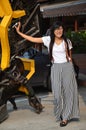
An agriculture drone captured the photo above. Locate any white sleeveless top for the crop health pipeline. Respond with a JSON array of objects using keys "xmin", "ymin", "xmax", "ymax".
[{"xmin": 42, "ymin": 36, "xmax": 73, "ymax": 63}]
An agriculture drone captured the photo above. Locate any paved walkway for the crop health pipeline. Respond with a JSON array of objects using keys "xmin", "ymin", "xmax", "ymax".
[{"xmin": 0, "ymin": 85, "xmax": 86, "ymax": 130}]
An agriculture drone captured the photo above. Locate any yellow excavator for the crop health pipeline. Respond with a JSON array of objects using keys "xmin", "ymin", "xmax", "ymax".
[
  {"xmin": 0, "ymin": 0, "xmax": 43, "ymax": 123},
  {"xmin": 0, "ymin": 0, "xmax": 35, "ymax": 89}
]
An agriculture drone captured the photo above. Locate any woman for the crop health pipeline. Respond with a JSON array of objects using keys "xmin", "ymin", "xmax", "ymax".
[{"xmin": 15, "ymin": 21, "xmax": 80, "ymax": 127}]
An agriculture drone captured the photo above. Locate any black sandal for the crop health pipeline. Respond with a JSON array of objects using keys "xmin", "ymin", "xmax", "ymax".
[{"xmin": 60, "ymin": 120, "xmax": 68, "ymax": 127}]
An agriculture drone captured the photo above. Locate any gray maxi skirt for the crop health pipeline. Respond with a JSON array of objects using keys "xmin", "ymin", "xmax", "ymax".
[{"xmin": 51, "ymin": 62, "xmax": 80, "ymax": 121}]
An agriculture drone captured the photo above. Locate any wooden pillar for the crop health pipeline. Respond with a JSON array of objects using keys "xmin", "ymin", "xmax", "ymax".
[{"xmin": 75, "ymin": 19, "xmax": 78, "ymax": 32}]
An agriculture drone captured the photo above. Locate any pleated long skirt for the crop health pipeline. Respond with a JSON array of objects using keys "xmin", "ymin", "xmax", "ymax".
[{"xmin": 51, "ymin": 62, "xmax": 80, "ymax": 121}]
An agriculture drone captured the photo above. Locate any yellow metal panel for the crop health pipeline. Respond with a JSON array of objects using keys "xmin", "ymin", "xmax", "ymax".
[
  {"xmin": 0, "ymin": 0, "xmax": 12, "ymax": 16},
  {"xmin": 0, "ymin": 5, "xmax": 4, "ymax": 17},
  {"xmin": 13, "ymin": 11, "xmax": 26, "ymax": 18},
  {"xmin": 0, "ymin": 15, "xmax": 12, "ymax": 69},
  {"xmin": 0, "ymin": 27, "xmax": 10, "ymax": 69},
  {"xmin": 0, "ymin": 15, "xmax": 12, "ymax": 28},
  {"xmin": 19, "ymin": 86, "xmax": 29, "ymax": 95},
  {"xmin": 18, "ymin": 57, "xmax": 35, "ymax": 80}
]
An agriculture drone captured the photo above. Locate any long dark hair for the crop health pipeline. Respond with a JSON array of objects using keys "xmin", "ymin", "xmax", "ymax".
[{"xmin": 49, "ymin": 21, "xmax": 69, "ymax": 60}]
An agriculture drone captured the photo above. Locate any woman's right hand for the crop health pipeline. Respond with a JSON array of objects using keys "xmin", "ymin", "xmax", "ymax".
[{"xmin": 15, "ymin": 22, "xmax": 21, "ymax": 33}]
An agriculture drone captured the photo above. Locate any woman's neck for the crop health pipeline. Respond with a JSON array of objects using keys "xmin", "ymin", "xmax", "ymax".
[{"xmin": 55, "ymin": 37, "xmax": 63, "ymax": 45}]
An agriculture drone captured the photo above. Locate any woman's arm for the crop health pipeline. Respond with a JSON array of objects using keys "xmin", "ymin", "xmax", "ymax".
[{"xmin": 15, "ymin": 22, "xmax": 43, "ymax": 44}]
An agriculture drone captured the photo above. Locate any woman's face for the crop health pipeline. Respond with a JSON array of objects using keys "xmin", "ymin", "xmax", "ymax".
[{"xmin": 54, "ymin": 26, "xmax": 63, "ymax": 38}]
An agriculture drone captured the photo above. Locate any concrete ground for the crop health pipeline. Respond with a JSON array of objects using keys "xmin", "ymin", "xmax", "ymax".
[{"xmin": 0, "ymin": 85, "xmax": 86, "ymax": 130}]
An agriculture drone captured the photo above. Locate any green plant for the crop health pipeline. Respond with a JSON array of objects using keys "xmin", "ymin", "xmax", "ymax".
[{"xmin": 66, "ymin": 31, "xmax": 86, "ymax": 54}]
